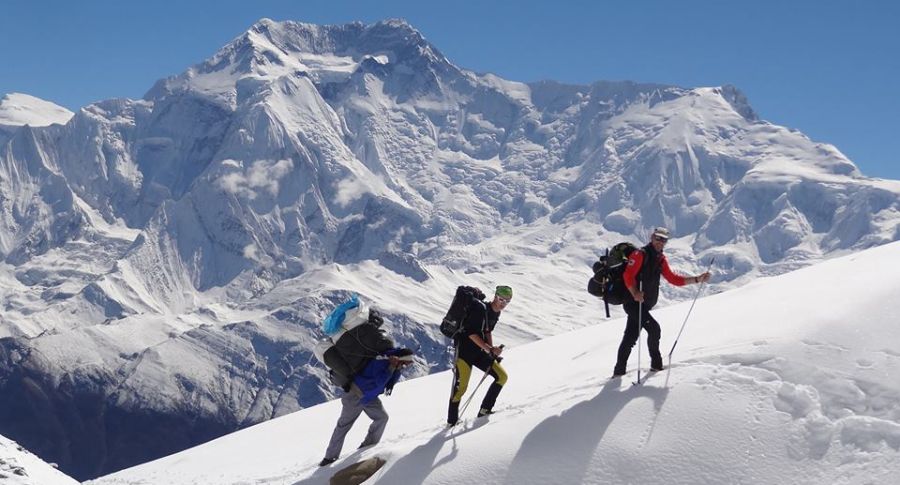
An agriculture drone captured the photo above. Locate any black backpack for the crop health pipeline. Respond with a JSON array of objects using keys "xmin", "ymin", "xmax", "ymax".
[
  {"xmin": 439, "ymin": 286, "xmax": 485, "ymax": 338},
  {"xmin": 318, "ymin": 310, "xmax": 389, "ymax": 390},
  {"xmin": 588, "ymin": 242, "xmax": 638, "ymax": 317}
]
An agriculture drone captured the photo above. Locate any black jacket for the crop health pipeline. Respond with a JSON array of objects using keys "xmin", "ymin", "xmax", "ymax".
[
  {"xmin": 456, "ymin": 297, "xmax": 500, "ymax": 363},
  {"xmin": 630, "ymin": 244, "xmax": 664, "ymax": 309}
]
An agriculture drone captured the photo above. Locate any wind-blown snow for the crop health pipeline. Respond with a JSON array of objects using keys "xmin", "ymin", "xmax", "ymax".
[
  {"xmin": 92, "ymin": 241, "xmax": 900, "ymax": 485},
  {"xmin": 0, "ymin": 434, "xmax": 77, "ymax": 485},
  {"xmin": 0, "ymin": 93, "xmax": 73, "ymax": 127}
]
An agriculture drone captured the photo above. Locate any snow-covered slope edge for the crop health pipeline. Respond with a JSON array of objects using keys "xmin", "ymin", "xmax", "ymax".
[
  {"xmin": 0, "ymin": 93, "xmax": 73, "ymax": 127},
  {"xmin": 93, "ymin": 241, "xmax": 900, "ymax": 485},
  {"xmin": 0, "ymin": 434, "xmax": 78, "ymax": 485}
]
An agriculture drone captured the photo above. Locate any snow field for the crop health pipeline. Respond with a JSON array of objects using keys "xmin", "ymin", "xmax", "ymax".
[{"xmin": 94, "ymin": 241, "xmax": 900, "ymax": 485}]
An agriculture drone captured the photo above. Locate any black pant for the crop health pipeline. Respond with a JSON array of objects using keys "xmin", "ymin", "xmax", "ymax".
[{"xmin": 614, "ymin": 301, "xmax": 662, "ymax": 374}]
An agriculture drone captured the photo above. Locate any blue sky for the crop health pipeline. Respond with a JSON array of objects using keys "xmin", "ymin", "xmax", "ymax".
[{"xmin": 2, "ymin": 0, "xmax": 898, "ymax": 179}]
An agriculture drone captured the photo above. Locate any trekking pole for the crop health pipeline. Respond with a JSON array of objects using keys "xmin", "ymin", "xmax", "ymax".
[
  {"xmin": 459, "ymin": 345, "xmax": 504, "ymax": 419},
  {"xmin": 633, "ymin": 281, "xmax": 643, "ymax": 386},
  {"xmin": 667, "ymin": 257, "xmax": 716, "ymax": 365},
  {"xmin": 448, "ymin": 340, "xmax": 459, "ymax": 398}
]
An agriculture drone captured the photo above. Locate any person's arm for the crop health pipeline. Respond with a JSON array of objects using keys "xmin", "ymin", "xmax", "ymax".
[
  {"xmin": 660, "ymin": 256, "xmax": 688, "ymax": 286},
  {"xmin": 623, "ymin": 250, "xmax": 645, "ymax": 302},
  {"xmin": 468, "ymin": 333, "xmax": 502, "ymax": 357},
  {"xmin": 468, "ymin": 333, "xmax": 491, "ymax": 352},
  {"xmin": 661, "ymin": 256, "xmax": 711, "ymax": 285}
]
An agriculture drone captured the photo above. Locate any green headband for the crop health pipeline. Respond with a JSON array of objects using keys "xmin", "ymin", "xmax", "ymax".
[{"xmin": 495, "ymin": 285, "xmax": 513, "ymax": 299}]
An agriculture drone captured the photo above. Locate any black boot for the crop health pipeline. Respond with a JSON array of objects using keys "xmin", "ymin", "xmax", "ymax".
[
  {"xmin": 447, "ymin": 400, "xmax": 460, "ymax": 426},
  {"xmin": 479, "ymin": 382, "xmax": 503, "ymax": 415}
]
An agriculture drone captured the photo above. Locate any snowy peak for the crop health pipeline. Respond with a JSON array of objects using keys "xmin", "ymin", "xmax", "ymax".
[
  {"xmin": 245, "ymin": 18, "xmax": 432, "ymax": 57},
  {"xmin": 716, "ymin": 84, "xmax": 757, "ymax": 121},
  {"xmin": 0, "ymin": 93, "xmax": 73, "ymax": 127},
  {"xmin": 146, "ymin": 18, "xmax": 452, "ymax": 107}
]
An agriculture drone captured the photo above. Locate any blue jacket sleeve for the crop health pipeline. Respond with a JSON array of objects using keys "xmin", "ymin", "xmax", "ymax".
[{"xmin": 352, "ymin": 348, "xmax": 407, "ymax": 404}]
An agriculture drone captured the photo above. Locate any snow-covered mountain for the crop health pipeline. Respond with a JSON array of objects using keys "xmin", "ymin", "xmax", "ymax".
[
  {"xmin": 90, "ymin": 241, "xmax": 900, "ymax": 485},
  {"xmin": 1, "ymin": 18, "xmax": 898, "ymax": 480},
  {"xmin": 0, "ymin": 93, "xmax": 73, "ymax": 128},
  {"xmin": 0, "ymin": 434, "xmax": 78, "ymax": 485}
]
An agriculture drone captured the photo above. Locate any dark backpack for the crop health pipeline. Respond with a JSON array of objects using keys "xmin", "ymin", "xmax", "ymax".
[
  {"xmin": 588, "ymin": 242, "xmax": 638, "ymax": 317},
  {"xmin": 316, "ymin": 309, "xmax": 390, "ymax": 390},
  {"xmin": 439, "ymin": 286, "xmax": 485, "ymax": 338}
]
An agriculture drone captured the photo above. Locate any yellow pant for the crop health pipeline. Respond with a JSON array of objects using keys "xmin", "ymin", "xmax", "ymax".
[{"xmin": 450, "ymin": 357, "xmax": 508, "ymax": 403}]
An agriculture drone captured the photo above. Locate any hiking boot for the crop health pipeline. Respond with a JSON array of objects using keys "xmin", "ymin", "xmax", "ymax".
[
  {"xmin": 612, "ymin": 369, "xmax": 626, "ymax": 378},
  {"xmin": 319, "ymin": 457, "xmax": 337, "ymax": 467},
  {"xmin": 448, "ymin": 401, "xmax": 460, "ymax": 426},
  {"xmin": 477, "ymin": 408, "xmax": 494, "ymax": 418},
  {"xmin": 650, "ymin": 365, "xmax": 665, "ymax": 372}
]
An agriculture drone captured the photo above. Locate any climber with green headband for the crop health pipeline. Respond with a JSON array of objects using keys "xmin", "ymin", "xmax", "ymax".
[{"xmin": 446, "ymin": 284, "xmax": 513, "ymax": 426}]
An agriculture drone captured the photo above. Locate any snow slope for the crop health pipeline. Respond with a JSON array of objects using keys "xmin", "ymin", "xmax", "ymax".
[
  {"xmin": 0, "ymin": 93, "xmax": 73, "ymax": 127},
  {"xmin": 0, "ymin": 434, "xmax": 78, "ymax": 485},
  {"xmin": 93, "ymin": 240, "xmax": 900, "ymax": 485}
]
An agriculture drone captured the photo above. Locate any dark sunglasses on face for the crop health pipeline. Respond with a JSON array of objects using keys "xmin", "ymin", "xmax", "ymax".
[
  {"xmin": 497, "ymin": 296, "xmax": 512, "ymax": 303},
  {"xmin": 654, "ymin": 236, "xmax": 668, "ymax": 243}
]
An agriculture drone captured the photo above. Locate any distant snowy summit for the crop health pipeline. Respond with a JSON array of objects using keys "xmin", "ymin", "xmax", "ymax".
[
  {"xmin": 0, "ymin": 93, "xmax": 73, "ymax": 127},
  {"xmin": 146, "ymin": 17, "xmax": 448, "ymax": 109}
]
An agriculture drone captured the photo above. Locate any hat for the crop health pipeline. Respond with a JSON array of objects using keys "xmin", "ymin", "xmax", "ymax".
[
  {"xmin": 651, "ymin": 227, "xmax": 670, "ymax": 241},
  {"xmin": 495, "ymin": 285, "xmax": 513, "ymax": 299}
]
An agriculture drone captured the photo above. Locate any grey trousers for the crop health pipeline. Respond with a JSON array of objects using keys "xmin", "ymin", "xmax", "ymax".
[{"xmin": 324, "ymin": 385, "xmax": 389, "ymax": 460}]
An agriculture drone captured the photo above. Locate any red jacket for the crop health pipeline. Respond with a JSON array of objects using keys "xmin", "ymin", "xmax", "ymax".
[{"xmin": 623, "ymin": 249, "xmax": 688, "ymax": 290}]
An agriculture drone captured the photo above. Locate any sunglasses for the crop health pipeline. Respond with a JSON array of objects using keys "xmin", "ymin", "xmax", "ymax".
[
  {"xmin": 496, "ymin": 296, "xmax": 512, "ymax": 303},
  {"xmin": 653, "ymin": 236, "xmax": 668, "ymax": 243}
]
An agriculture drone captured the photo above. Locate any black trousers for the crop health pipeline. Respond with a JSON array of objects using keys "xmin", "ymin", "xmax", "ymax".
[{"xmin": 614, "ymin": 301, "xmax": 662, "ymax": 373}]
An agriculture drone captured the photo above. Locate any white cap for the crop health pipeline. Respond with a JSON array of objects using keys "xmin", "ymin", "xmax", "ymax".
[{"xmin": 651, "ymin": 227, "xmax": 670, "ymax": 240}]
